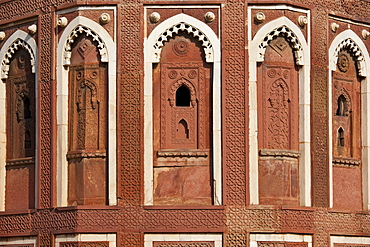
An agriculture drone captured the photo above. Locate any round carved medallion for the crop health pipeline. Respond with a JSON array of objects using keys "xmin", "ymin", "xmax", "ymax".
[
  {"xmin": 267, "ymin": 69, "xmax": 277, "ymax": 78},
  {"xmin": 18, "ymin": 55, "xmax": 26, "ymax": 69},
  {"xmin": 90, "ymin": 71, "xmax": 98, "ymax": 79},
  {"xmin": 283, "ymin": 70, "xmax": 289, "ymax": 79},
  {"xmin": 76, "ymin": 71, "xmax": 83, "ymax": 81},
  {"xmin": 188, "ymin": 70, "xmax": 197, "ymax": 79},
  {"xmin": 168, "ymin": 70, "xmax": 178, "ymax": 79},
  {"xmin": 173, "ymin": 38, "xmax": 190, "ymax": 57},
  {"xmin": 338, "ymin": 53, "xmax": 349, "ymax": 73}
]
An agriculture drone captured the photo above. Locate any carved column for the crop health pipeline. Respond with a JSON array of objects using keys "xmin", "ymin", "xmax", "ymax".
[
  {"xmin": 332, "ymin": 49, "xmax": 362, "ymax": 210},
  {"xmin": 257, "ymin": 36, "xmax": 300, "ymax": 206},
  {"xmin": 67, "ymin": 34, "xmax": 108, "ymax": 206},
  {"xmin": 5, "ymin": 48, "xmax": 36, "ymax": 210},
  {"xmin": 153, "ymin": 34, "xmax": 213, "ymax": 205}
]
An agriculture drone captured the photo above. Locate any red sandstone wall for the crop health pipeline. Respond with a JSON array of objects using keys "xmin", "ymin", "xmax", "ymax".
[{"xmin": 0, "ymin": 0, "xmax": 369, "ymax": 246}]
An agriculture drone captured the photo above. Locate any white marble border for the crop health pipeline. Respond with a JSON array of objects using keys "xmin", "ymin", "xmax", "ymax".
[
  {"xmin": 55, "ymin": 234, "xmax": 116, "ymax": 247},
  {"xmin": 0, "ymin": 30, "xmax": 38, "ymax": 211},
  {"xmin": 250, "ymin": 233, "xmax": 312, "ymax": 247},
  {"xmin": 248, "ymin": 12, "xmax": 311, "ymax": 206},
  {"xmin": 328, "ymin": 29, "xmax": 370, "ymax": 209},
  {"xmin": 330, "ymin": 235, "xmax": 370, "ymax": 246},
  {"xmin": 0, "ymin": 236, "xmax": 37, "ymax": 246},
  {"xmin": 144, "ymin": 233, "xmax": 222, "ymax": 247},
  {"xmin": 56, "ymin": 15, "xmax": 117, "ymax": 207},
  {"xmin": 143, "ymin": 12, "xmax": 222, "ymax": 205}
]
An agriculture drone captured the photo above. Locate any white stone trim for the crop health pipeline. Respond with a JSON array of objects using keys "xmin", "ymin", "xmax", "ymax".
[
  {"xmin": 56, "ymin": 16, "xmax": 117, "ymax": 207},
  {"xmin": 143, "ymin": 12, "xmax": 221, "ymax": 205},
  {"xmin": 0, "ymin": 30, "xmax": 38, "ymax": 211},
  {"xmin": 330, "ymin": 235, "xmax": 370, "ymax": 246},
  {"xmin": 55, "ymin": 234, "xmax": 116, "ymax": 246},
  {"xmin": 0, "ymin": 236, "xmax": 37, "ymax": 246},
  {"xmin": 248, "ymin": 15, "xmax": 311, "ymax": 206},
  {"xmin": 0, "ymin": 30, "xmax": 37, "ymax": 80},
  {"xmin": 144, "ymin": 234, "xmax": 222, "ymax": 247},
  {"xmin": 328, "ymin": 29, "xmax": 370, "ymax": 209},
  {"xmin": 250, "ymin": 233, "xmax": 312, "ymax": 247}
]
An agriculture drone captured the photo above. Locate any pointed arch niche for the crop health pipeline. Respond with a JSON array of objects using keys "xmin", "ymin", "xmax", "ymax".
[
  {"xmin": 57, "ymin": 16, "xmax": 117, "ymax": 207},
  {"xmin": 248, "ymin": 16, "xmax": 311, "ymax": 206},
  {"xmin": 144, "ymin": 13, "xmax": 221, "ymax": 205},
  {"xmin": 328, "ymin": 29, "xmax": 370, "ymax": 210},
  {"xmin": 0, "ymin": 30, "xmax": 38, "ymax": 211}
]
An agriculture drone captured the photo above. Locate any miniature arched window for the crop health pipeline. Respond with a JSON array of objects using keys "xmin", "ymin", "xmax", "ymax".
[
  {"xmin": 24, "ymin": 96, "xmax": 31, "ymax": 119},
  {"xmin": 338, "ymin": 127, "xmax": 345, "ymax": 147},
  {"xmin": 176, "ymin": 119, "xmax": 189, "ymax": 139},
  {"xmin": 176, "ymin": 85, "xmax": 191, "ymax": 107},
  {"xmin": 336, "ymin": 95, "xmax": 347, "ymax": 116},
  {"xmin": 25, "ymin": 130, "xmax": 31, "ymax": 149}
]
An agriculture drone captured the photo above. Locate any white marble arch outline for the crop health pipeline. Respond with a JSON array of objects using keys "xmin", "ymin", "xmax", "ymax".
[
  {"xmin": 330, "ymin": 236, "xmax": 370, "ymax": 246},
  {"xmin": 56, "ymin": 16, "xmax": 117, "ymax": 206},
  {"xmin": 55, "ymin": 234, "xmax": 116, "ymax": 247},
  {"xmin": 248, "ymin": 16, "xmax": 311, "ymax": 206},
  {"xmin": 328, "ymin": 29, "xmax": 370, "ymax": 210},
  {"xmin": 0, "ymin": 236, "xmax": 37, "ymax": 246},
  {"xmin": 144, "ymin": 13, "xmax": 221, "ymax": 205},
  {"xmin": 250, "ymin": 233, "xmax": 312, "ymax": 247},
  {"xmin": 144, "ymin": 234, "xmax": 222, "ymax": 247},
  {"xmin": 0, "ymin": 30, "xmax": 38, "ymax": 211}
]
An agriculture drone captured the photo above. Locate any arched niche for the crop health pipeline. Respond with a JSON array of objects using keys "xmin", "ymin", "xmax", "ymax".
[
  {"xmin": 144, "ymin": 13, "xmax": 221, "ymax": 205},
  {"xmin": 57, "ymin": 16, "xmax": 117, "ymax": 207},
  {"xmin": 249, "ymin": 16, "xmax": 311, "ymax": 207}
]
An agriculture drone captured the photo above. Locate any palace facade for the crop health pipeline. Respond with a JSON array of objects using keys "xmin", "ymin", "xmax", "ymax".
[{"xmin": 0, "ymin": 0, "xmax": 370, "ymax": 246}]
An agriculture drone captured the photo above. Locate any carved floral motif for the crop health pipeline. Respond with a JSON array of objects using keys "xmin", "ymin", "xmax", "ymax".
[{"xmin": 152, "ymin": 23, "xmax": 214, "ymax": 62}]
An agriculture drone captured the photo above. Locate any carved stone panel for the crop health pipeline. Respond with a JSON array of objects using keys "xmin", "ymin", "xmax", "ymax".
[
  {"xmin": 257, "ymin": 36, "xmax": 300, "ymax": 206},
  {"xmin": 258, "ymin": 243, "xmax": 308, "ymax": 247},
  {"xmin": 153, "ymin": 33, "xmax": 212, "ymax": 205},
  {"xmin": 59, "ymin": 242, "xmax": 109, "ymax": 247},
  {"xmin": 153, "ymin": 242, "xmax": 214, "ymax": 247},
  {"xmin": 5, "ymin": 47, "xmax": 35, "ymax": 210},
  {"xmin": 67, "ymin": 34, "xmax": 108, "ymax": 206},
  {"xmin": 332, "ymin": 49, "xmax": 362, "ymax": 210},
  {"xmin": 0, "ymin": 245, "xmax": 34, "ymax": 247},
  {"xmin": 334, "ymin": 245, "xmax": 370, "ymax": 247}
]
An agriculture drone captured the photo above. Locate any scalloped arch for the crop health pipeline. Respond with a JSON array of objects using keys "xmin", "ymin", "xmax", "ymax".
[
  {"xmin": 0, "ymin": 30, "xmax": 37, "ymax": 80},
  {"xmin": 257, "ymin": 25, "xmax": 304, "ymax": 66},
  {"xmin": 334, "ymin": 38, "xmax": 365, "ymax": 77},
  {"xmin": 63, "ymin": 25, "xmax": 108, "ymax": 65},
  {"xmin": 153, "ymin": 22, "xmax": 213, "ymax": 63}
]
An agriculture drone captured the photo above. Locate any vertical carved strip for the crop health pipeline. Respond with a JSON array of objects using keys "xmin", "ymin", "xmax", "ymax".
[
  {"xmin": 39, "ymin": 12, "xmax": 53, "ymax": 209},
  {"xmin": 119, "ymin": 3, "xmax": 142, "ymax": 205},
  {"xmin": 222, "ymin": 3, "xmax": 246, "ymax": 206},
  {"xmin": 311, "ymin": 10, "xmax": 329, "ymax": 208},
  {"xmin": 120, "ymin": 232, "xmax": 141, "ymax": 247},
  {"xmin": 38, "ymin": 233, "xmax": 51, "ymax": 247}
]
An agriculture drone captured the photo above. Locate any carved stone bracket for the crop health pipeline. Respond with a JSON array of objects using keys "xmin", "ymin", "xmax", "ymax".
[
  {"xmin": 333, "ymin": 156, "xmax": 361, "ymax": 166},
  {"xmin": 334, "ymin": 38, "xmax": 366, "ymax": 77},
  {"xmin": 157, "ymin": 149, "xmax": 209, "ymax": 158},
  {"xmin": 63, "ymin": 25, "xmax": 108, "ymax": 66},
  {"xmin": 257, "ymin": 25, "xmax": 304, "ymax": 65},
  {"xmin": 1, "ymin": 39, "xmax": 36, "ymax": 80},
  {"xmin": 152, "ymin": 22, "xmax": 214, "ymax": 63},
  {"xmin": 66, "ymin": 150, "xmax": 106, "ymax": 160},
  {"xmin": 6, "ymin": 157, "xmax": 35, "ymax": 167},
  {"xmin": 259, "ymin": 149, "xmax": 300, "ymax": 158}
]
